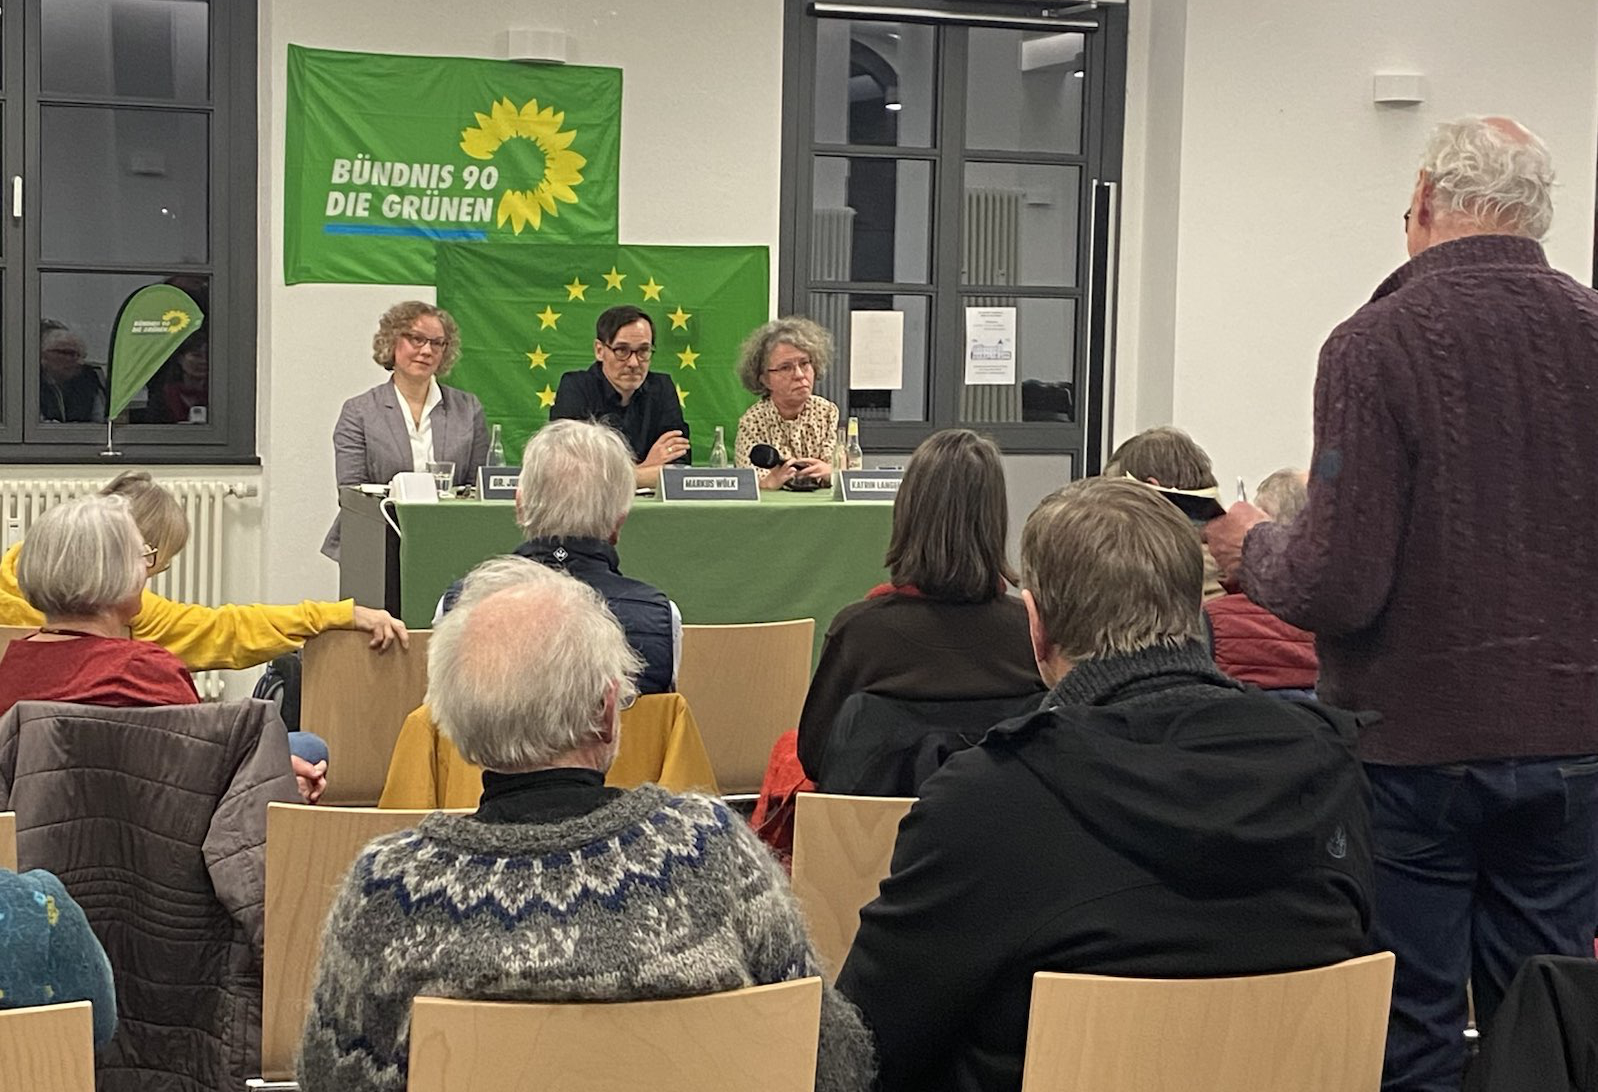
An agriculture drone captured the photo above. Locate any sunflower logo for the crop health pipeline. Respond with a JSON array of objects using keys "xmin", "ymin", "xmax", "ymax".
[
  {"xmin": 460, "ymin": 98, "xmax": 587, "ymax": 235},
  {"xmin": 162, "ymin": 309, "xmax": 192, "ymax": 334}
]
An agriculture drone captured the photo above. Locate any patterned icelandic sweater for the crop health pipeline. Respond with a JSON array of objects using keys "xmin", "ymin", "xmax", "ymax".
[
  {"xmin": 297, "ymin": 784, "xmax": 875, "ymax": 1092},
  {"xmin": 0, "ymin": 868, "xmax": 117, "ymax": 1046}
]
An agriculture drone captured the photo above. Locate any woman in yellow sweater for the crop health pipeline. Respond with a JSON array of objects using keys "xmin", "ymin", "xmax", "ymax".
[{"xmin": 0, "ymin": 471, "xmax": 407, "ymax": 671}]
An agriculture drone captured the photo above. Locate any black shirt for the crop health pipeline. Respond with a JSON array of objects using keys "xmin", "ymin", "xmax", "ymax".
[
  {"xmin": 549, "ymin": 362, "xmax": 689, "ymax": 463},
  {"xmin": 473, "ymin": 767, "xmax": 621, "ymax": 825}
]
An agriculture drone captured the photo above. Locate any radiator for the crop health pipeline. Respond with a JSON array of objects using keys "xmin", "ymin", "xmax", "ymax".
[
  {"xmin": 0, "ymin": 478, "xmax": 259, "ymax": 699},
  {"xmin": 962, "ymin": 186, "xmax": 1024, "ymax": 424}
]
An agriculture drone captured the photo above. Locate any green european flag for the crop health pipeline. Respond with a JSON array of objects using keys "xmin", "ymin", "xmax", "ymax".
[
  {"xmin": 107, "ymin": 285, "xmax": 204, "ymax": 419},
  {"xmin": 284, "ymin": 45, "xmax": 621, "ymax": 285},
  {"xmin": 436, "ymin": 243, "xmax": 769, "ymax": 466}
]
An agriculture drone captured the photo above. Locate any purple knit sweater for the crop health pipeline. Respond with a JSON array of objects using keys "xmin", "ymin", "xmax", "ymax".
[{"xmin": 1241, "ymin": 234, "xmax": 1598, "ymax": 765}]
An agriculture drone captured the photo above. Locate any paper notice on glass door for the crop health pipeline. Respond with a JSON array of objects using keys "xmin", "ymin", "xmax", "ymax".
[
  {"xmin": 849, "ymin": 310, "xmax": 904, "ymax": 390},
  {"xmin": 964, "ymin": 306, "xmax": 1017, "ymax": 385}
]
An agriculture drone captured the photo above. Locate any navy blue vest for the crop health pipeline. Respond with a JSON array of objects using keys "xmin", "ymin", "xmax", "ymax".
[{"xmin": 441, "ymin": 537, "xmax": 675, "ymax": 695}]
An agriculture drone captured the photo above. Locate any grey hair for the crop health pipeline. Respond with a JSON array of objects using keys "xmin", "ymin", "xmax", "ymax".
[
  {"xmin": 1420, "ymin": 116, "xmax": 1555, "ymax": 240},
  {"xmin": 1255, "ymin": 468, "xmax": 1309, "ymax": 525},
  {"xmin": 736, "ymin": 316, "xmax": 833, "ymax": 397},
  {"xmin": 516, "ymin": 419, "xmax": 635, "ymax": 540},
  {"xmin": 18, "ymin": 495, "xmax": 146, "ymax": 618},
  {"xmin": 427, "ymin": 555, "xmax": 643, "ymax": 773}
]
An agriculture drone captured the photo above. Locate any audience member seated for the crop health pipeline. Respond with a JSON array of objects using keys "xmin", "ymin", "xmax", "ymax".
[
  {"xmin": 734, "ymin": 317, "xmax": 841, "ymax": 490},
  {"xmin": 0, "ymin": 494, "xmax": 326, "ymax": 804},
  {"xmin": 323, "ymin": 300, "xmax": 489, "ymax": 559},
  {"xmin": 550, "ymin": 305, "xmax": 691, "ymax": 488},
  {"xmin": 438, "ymin": 418, "xmax": 680, "ymax": 693},
  {"xmin": 836, "ymin": 477, "xmax": 1372, "ymax": 1092},
  {"xmin": 1203, "ymin": 468, "xmax": 1317, "ymax": 698},
  {"xmin": 0, "ymin": 868, "xmax": 117, "ymax": 1046},
  {"xmin": 297, "ymin": 557, "xmax": 875, "ymax": 1092},
  {"xmin": 796, "ymin": 429, "xmax": 1043, "ymax": 787},
  {"xmin": 0, "ymin": 471, "xmax": 408, "ymax": 671},
  {"xmin": 1104, "ymin": 425, "xmax": 1227, "ymax": 600},
  {"xmin": 39, "ymin": 318, "xmax": 105, "ymax": 424}
]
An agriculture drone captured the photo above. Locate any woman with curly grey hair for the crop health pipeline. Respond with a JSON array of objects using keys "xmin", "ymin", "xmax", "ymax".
[
  {"xmin": 322, "ymin": 301, "xmax": 489, "ymax": 559},
  {"xmin": 733, "ymin": 316, "xmax": 842, "ymax": 490}
]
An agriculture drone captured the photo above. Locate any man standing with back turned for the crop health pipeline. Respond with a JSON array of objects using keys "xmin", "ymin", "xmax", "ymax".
[{"xmin": 1208, "ymin": 116, "xmax": 1598, "ymax": 1092}]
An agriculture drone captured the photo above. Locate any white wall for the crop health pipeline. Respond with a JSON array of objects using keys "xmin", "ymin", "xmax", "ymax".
[
  {"xmin": 1116, "ymin": 0, "xmax": 1598, "ymax": 493},
  {"xmin": 256, "ymin": 0, "xmax": 784, "ymax": 602}
]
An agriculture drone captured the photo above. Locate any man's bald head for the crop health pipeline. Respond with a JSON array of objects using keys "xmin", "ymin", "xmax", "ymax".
[{"xmin": 1409, "ymin": 115, "xmax": 1555, "ymax": 250}]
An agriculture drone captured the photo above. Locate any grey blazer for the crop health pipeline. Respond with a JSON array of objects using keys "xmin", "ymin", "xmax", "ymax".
[{"xmin": 321, "ymin": 379, "xmax": 489, "ymax": 560}]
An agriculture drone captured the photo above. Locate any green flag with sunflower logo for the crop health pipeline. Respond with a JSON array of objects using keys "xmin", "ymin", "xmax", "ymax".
[
  {"xmin": 284, "ymin": 45, "xmax": 620, "ymax": 285},
  {"xmin": 436, "ymin": 243, "xmax": 768, "ymax": 465}
]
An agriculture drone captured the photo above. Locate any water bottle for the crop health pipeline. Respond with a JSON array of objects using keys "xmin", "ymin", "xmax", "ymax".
[
  {"xmin": 845, "ymin": 416, "xmax": 864, "ymax": 471},
  {"xmin": 708, "ymin": 426, "xmax": 728, "ymax": 468},
  {"xmin": 487, "ymin": 423, "xmax": 505, "ymax": 466}
]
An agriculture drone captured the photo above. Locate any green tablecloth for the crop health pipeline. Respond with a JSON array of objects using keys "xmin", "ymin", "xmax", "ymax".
[{"xmin": 393, "ymin": 490, "xmax": 893, "ymax": 665}]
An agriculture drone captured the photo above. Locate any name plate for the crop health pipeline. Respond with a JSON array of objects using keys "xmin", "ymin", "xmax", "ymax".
[
  {"xmin": 837, "ymin": 469, "xmax": 904, "ymax": 501},
  {"xmin": 659, "ymin": 466, "xmax": 760, "ymax": 502},
  {"xmin": 476, "ymin": 466, "xmax": 518, "ymax": 500}
]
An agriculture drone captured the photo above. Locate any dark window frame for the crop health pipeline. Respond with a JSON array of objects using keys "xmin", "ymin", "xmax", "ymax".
[
  {"xmin": 0, "ymin": 0, "xmax": 257, "ymax": 465},
  {"xmin": 778, "ymin": 0, "xmax": 1126, "ymax": 471}
]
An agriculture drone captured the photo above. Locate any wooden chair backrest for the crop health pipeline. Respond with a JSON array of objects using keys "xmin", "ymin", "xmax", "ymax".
[
  {"xmin": 1019, "ymin": 952, "xmax": 1396, "ymax": 1092},
  {"xmin": 0, "ymin": 1001, "xmax": 95, "ymax": 1092},
  {"xmin": 790, "ymin": 792, "xmax": 915, "ymax": 982},
  {"xmin": 302, "ymin": 628, "xmax": 431, "ymax": 805},
  {"xmin": 676, "ymin": 620, "xmax": 814, "ymax": 794},
  {"xmin": 260, "ymin": 802, "xmax": 451, "ymax": 1080},
  {"xmin": 408, "ymin": 979, "xmax": 823, "ymax": 1092},
  {"xmin": 0, "ymin": 625, "xmax": 37, "ymax": 652},
  {"xmin": 0, "ymin": 810, "xmax": 15, "ymax": 872}
]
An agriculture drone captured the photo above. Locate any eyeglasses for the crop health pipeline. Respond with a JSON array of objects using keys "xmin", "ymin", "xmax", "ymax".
[
  {"xmin": 618, "ymin": 687, "xmax": 638, "ymax": 712},
  {"xmin": 1402, "ymin": 209, "xmax": 1412, "ymax": 228},
  {"xmin": 766, "ymin": 358, "xmax": 814, "ymax": 378},
  {"xmin": 140, "ymin": 544, "xmax": 159, "ymax": 569},
  {"xmin": 400, "ymin": 331, "xmax": 449, "ymax": 351},
  {"xmin": 606, "ymin": 344, "xmax": 654, "ymax": 363}
]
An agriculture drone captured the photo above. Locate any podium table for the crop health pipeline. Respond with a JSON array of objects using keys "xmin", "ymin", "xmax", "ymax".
[{"xmin": 336, "ymin": 487, "xmax": 892, "ymax": 664}]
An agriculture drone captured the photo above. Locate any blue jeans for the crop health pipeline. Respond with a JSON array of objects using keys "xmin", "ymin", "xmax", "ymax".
[
  {"xmin": 287, "ymin": 731, "xmax": 329, "ymax": 767},
  {"xmin": 1368, "ymin": 758, "xmax": 1598, "ymax": 1092}
]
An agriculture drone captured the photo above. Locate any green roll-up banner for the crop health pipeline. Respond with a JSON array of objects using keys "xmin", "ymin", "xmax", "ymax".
[
  {"xmin": 284, "ymin": 45, "xmax": 622, "ymax": 285},
  {"xmin": 107, "ymin": 285, "xmax": 204, "ymax": 419},
  {"xmin": 436, "ymin": 243, "xmax": 769, "ymax": 466}
]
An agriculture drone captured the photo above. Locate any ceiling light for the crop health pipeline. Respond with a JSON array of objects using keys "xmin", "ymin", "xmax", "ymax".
[{"xmin": 885, "ymin": 101, "xmax": 903, "ymax": 111}]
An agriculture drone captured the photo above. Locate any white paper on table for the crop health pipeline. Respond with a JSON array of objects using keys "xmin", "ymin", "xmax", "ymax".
[
  {"xmin": 963, "ymin": 306, "xmax": 1018, "ymax": 386},
  {"xmin": 848, "ymin": 310, "xmax": 905, "ymax": 390}
]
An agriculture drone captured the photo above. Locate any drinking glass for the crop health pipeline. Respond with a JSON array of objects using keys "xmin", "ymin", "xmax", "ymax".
[{"xmin": 426, "ymin": 461, "xmax": 456, "ymax": 498}]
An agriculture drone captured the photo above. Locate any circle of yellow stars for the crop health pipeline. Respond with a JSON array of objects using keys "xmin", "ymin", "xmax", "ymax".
[{"xmin": 527, "ymin": 265, "xmax": 699, "ymax": 410}]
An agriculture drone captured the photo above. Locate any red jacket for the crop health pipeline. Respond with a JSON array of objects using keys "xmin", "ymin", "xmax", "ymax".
[{"xmin": 1204, "ymin": 593, "xmax": 1318, "ymax": 690}]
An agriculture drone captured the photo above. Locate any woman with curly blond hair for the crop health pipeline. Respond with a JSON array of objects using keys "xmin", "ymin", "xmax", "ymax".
[{"xmin": 322, "ymin": 301, "xmax": 489, "ymax": 559}]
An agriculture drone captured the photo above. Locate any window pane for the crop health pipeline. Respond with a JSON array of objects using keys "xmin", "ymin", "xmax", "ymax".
[
  {"xmin": 42, "ymin": 107, "xmax": 209, "ymax": 265},
  {"xmin": 965, "ymin": 29, "xmax": 1084, "ymax": 154},
  {"xmin": 812, "ymin": 157, "xmax": 932, "ymax": 284},
  {"xmin": 959, "ymin": 297, "xmax": 1076, "ymax": 425},
  {"xmin": 42, "ymin": 0, "xmax": 210, "ymax": 103},
  {"xmin": 42, "ymin": 272, "xmax": 211, "ymax": 425},
  {"xmin": 962, "ymin": 163, "xmax": 1080, "ymax": 287},
  {"xmin": 813, "ymin": 20, "xmax": 935, "ymax": 148},
  {"xmin": 807, "ymin": 292, "xmax": 930, "ymax": 423}
]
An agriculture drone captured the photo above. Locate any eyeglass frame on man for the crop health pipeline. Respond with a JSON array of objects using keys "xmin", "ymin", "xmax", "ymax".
[
  {"xmin": 401, "ymin": 330, "xmax": 449, "ymax": 351},
  {"xmin": 605, "ymin": 343, "xmax": 655, "ymax": 363}
]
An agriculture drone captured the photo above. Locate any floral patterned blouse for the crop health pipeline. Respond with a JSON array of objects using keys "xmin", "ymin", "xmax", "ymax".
[{"xmin": 733, "ymin": 395, "xmax": 840, "ymax": 473}]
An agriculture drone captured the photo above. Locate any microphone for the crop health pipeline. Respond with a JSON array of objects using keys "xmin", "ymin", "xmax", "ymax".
[{"xmin": 748, "ymin": 443, "xmax": 785, "ymax": 470}]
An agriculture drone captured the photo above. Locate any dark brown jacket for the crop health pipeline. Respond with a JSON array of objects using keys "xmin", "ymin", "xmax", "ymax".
[{"xmin": 0, "ymin": 699, "xmax": 299, "ymax": 1092}]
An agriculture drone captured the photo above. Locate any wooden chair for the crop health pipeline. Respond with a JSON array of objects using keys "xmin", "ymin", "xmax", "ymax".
[
  {"xmin": 0, "ymin": 1001, "xmax": 96, "ymax": 1091},
  {"xmin": 677, "ymin": 620, "xmax": 814, "ymax": 796},
  {"xmin": 1019, "ymin": 952, "xmax": 1396, "ymax": 1092},
  {"xmin": 408, "ymin": 978, "xmax": 823, "ymax": 1092},
  {"xmin": 260, "ymin": 802, "xmax": 457, "ymax": 1081},
  {"xmin": 302, "ymin": 628, "xmax": 431, "ymax": 805},
  {"xmin": 0, "ymin": 810, "xmax": 15, "ymax": 872},
  {"xmin": 0, "ymin": 624, "xmax": 37, "ymax": 650},
  {"xmin": 378, "ymin": 695, "xmax": 720, "ymax": 809},
  {"xmin": 790, "ymin": 792, "xmax": 915, "ymax": 982}
]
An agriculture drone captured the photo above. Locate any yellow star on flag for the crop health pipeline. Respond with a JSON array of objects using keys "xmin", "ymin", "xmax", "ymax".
[
  {"xmin": 537, "ymin": 384, "xmax": 557, "ymax": 409},
  {"xmin": 564, "ymin": 277, "xmax": 589, "ymax": 302},
  {"xmin": 675, "ymin": 384, "xmax": 690, "ymax": 406},
  {"xmin": 667, "ymin": 306, "xmax": 692, "ymax": 331},
  {"xmin": 640, "ymin": 277, "xmax": 665, "ymax": 302},
  {"xmin": 602, "ymin": 267, "xmax": 626, "ymax": 291},
  {"xmin": 526, "ymin": 346, "xmax": 550, "ymax": 370},
  {"xmin": 536, "ymin": 305, "xmax": 561, "ymax": 330},
  {"xmin": 676, "ymin": 346, "xmax": 700, "ymax": 370}
]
